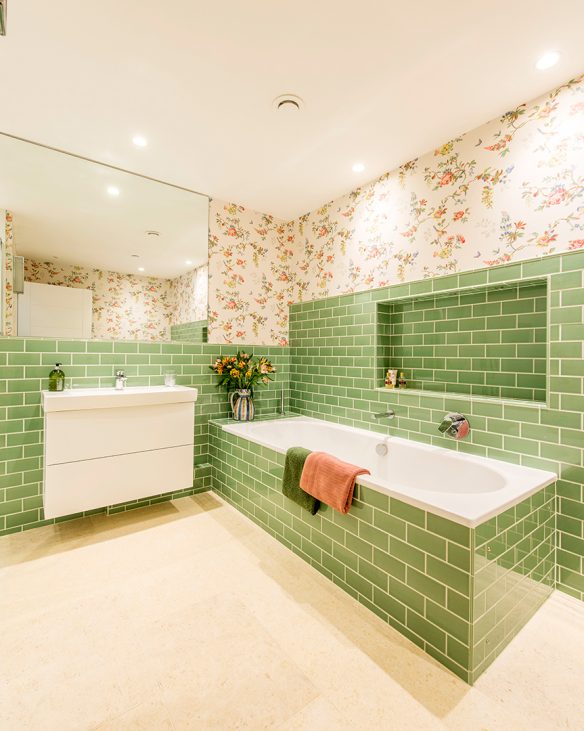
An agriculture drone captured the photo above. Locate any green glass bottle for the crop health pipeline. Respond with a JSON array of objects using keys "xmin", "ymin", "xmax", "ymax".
[{"xmin": 48, "ymin": 363, "xmax": 65, "ymax": 392}]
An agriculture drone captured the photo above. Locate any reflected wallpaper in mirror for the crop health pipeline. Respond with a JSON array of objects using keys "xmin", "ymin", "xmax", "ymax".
[{"xmin": 0, "ymin": 134, "xmax": 209, "ymax": 342}]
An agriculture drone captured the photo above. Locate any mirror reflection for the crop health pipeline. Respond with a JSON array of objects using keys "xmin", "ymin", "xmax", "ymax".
[{"xmin": 0, "ymin": 134, "xmax": 209, "ymax": 342}]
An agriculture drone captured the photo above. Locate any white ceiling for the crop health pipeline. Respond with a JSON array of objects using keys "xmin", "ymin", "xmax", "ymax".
[
  {"xmin": 0, "ymin": 1, "xmax": 583, "ymax": 220},
  {"xmin": 0, "ymin": 134, "xmax": 209, "ymax": 278}
]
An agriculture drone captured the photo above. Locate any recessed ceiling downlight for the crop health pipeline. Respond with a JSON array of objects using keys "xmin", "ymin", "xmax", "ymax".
[
  {"xmin": 273, "ymin": 94, "xmax": 304, "ymax": 112},
  {"xmin": 132, "ymin": 135, "xmax": 148, "ymax": 147},
  {"xmin": 352, "ymin": 162, "xmax": 365, "ymax": 173},
  {"xmin": 536, "ymin": 51, "xmax": 560, "ymax": 70},
  {"xmin": 107, "ymin": 186, "xmax": 120, "ymax": 196}
]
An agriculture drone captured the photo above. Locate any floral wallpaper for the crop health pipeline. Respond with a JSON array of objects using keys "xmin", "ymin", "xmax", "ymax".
[
  {"xmin": 207, "ymin": 74, "xmax": 584, "ymax": 345},
  {"xmin": 1, "ymin": 210, "xmax": 16, "ymax": 336},
  {"xmin": 24, "ymin": 259, "xmax": 179, "ymax": 341},
  {"xmin": 24, "ymin": 259, "xmax": 208, "ymax": 341},
  {"xmin": 208, "ymin": 201, "xmax": 292, "ymax": 345},
  {"xmin": 286, "ymin": 73, "xmax": 584, "ymax": 302},
  {"xmin": 169, "ymin": 263, "xmax": 208, "ymax": 326}
]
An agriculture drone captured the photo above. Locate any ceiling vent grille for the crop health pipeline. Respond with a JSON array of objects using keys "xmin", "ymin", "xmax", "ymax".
[{"xmin": 272, "ymin": 94, "xmax": 303, "ymax": 112}]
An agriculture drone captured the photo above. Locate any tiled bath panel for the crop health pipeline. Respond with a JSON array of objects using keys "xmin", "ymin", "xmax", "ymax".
[
  {"xmin": 0, "ymin": 339, "xmax": 290, "ymax": 535},
  {"xmin": 210, "ymin": 423, "xmax": 554, "ymax": 682},
  {"xmin": 289, "ymin": 250, "xmax": 584, "ymax": 603}
]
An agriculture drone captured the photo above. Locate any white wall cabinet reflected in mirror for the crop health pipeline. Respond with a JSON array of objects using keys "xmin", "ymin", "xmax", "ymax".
[{"xmin": 0, "ymin": 133, "xmax": 209, "ymax": 342}]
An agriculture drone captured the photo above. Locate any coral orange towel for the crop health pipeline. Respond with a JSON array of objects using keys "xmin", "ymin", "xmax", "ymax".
[{"xmin": 300, "ymin": 451, "xmax": 370, "ymax": 514}]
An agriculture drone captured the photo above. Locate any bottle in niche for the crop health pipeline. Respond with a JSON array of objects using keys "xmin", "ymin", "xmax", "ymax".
[
  {"xmin": 398, "ymin": 372, "xmax": 407, "ymax": 389},
  {"xmin": 48, "ymin": 363, "xmax": 65, "ymax": 392}
]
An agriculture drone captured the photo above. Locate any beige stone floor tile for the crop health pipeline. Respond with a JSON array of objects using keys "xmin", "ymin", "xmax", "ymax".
[
  {"xmin": 2, "ymin": 492, "xmax": 584, "ymax": 731},
  {"xmin": 152, "ymin": 595, "xmax": 319, "ymax": 729},
  {"xmin": 94, "ymin": 697, "xmax": 175, "ymax": 730},
  {"xmin": 275, "ymin": 697, "xmax": 353, "ymax": 730}
]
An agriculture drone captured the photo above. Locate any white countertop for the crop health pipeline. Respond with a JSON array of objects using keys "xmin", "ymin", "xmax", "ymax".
[{"xmin": 42, "ymin": 385, "xmax": 198, "ymax": 412}]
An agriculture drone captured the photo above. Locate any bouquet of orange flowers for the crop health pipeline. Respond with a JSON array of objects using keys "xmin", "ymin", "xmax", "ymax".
[{"xmin": 210, "ymin": 351, "xmax": 276, "ymax": 395}]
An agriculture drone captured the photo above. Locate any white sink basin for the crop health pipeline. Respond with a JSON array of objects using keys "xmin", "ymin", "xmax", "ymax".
[{"xmin": 42, "ymin": 385, "xmax": 198, "ymax": 412}]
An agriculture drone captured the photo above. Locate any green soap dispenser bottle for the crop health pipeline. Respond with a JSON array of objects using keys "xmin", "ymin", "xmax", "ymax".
[{"xmin": 48, "ymin": 363, "xmax": 65, "ymax": 392}]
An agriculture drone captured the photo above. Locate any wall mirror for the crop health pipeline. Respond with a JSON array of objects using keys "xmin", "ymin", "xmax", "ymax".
[{"xmin": 0, "ymin": 133, "xmax": 209, "ymax": 342}]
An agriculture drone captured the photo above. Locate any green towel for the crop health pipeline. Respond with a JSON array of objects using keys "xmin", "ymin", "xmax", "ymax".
[{"xmin": 283, "ymin": 447, "xmax": 320, "ymax": 515}]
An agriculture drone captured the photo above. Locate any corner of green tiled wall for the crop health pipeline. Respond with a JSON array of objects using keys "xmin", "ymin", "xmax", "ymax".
[{"xmin": 170, "ymin": 320, "xmax": 208, "ymax": 343}]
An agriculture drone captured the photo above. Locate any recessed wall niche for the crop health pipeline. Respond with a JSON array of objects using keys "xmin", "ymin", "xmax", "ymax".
[{"xmin": 377, "ymin": 279, "xmax": 548, "ymax": 403}]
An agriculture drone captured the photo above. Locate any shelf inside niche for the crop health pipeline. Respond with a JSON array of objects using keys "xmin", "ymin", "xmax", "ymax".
[
  {"xmin": 373, "ymin": 386, "xmax": 547, "ymax": 408},
  {"xmin": 376, "ymin": 278, "xmax": 548, "ymax": 405}
]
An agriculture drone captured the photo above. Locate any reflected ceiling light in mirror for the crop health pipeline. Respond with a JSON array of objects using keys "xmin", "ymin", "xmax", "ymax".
[
  {"xmin": 106, "ymin": 185, "xmax": 120, "ymax": 196},
  {"xmin": 536, "ymin": 51, "xmax": 559, "ymax": 70},
  {"xmin": 132, "ymin": 135, "xmax": 148, "ymax": 147},
  {"xmin": 185, "ymin": 260, "xmax": 193, "ymax": 266},
  {"xmin": 138, "ymin": 267, "xmax": 145, "ymax": 272},
  {"xmin": 352, "ymin": 162, "xmax": 365, "ymax": 173}
]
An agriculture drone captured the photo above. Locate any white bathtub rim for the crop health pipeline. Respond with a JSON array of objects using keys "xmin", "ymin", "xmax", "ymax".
[{"xmin": 219, "ymin": 416, "xmax": 557, "ymax": 528}]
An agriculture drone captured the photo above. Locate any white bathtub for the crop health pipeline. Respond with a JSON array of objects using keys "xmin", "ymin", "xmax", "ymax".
[{"xmin": 221, "ymin": 416, "xmax": 556, "ymax": 527}]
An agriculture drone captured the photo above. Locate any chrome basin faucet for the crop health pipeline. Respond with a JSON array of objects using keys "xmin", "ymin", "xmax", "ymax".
[{"xmin": 115, "ymin": 370, "xmax": 127, "ymax": 390}]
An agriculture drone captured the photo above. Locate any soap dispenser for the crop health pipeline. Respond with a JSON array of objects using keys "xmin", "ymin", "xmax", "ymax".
[{"xmin": 48, "ymin": 363, "xmax": 65, "ymax": 392}]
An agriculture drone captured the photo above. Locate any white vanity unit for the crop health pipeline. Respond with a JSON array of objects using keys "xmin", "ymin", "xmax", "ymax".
[{"xmin": 41, "ymin": 386, "xmax": 198, "ymax": 519}]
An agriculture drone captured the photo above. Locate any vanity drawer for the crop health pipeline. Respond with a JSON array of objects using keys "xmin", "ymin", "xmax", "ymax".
[
  {"xmin": 45, "ymin": 402, "xmax": 194, "ymax": 465},
  {"xmin": 43, "ymin": 444, "xmax": 193, "ymax": 518}
]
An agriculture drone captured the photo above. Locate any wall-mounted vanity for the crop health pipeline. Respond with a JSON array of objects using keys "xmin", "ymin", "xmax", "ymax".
[{"xmin": 42, "ymin": 385, "xmax": 198, "ymax": 519}]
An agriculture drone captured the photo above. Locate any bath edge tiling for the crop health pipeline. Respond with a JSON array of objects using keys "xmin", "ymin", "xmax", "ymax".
[
  {"xmin": 289, "ymin": 249, "xmax": 584, "ymax": 603},
  {"xmin": 209, "ymin": 421, "xmax": 555, "ymax": 682},
  {"xmin": 0, "ymin": 339, "xmax": 290, "ymax": 535}
]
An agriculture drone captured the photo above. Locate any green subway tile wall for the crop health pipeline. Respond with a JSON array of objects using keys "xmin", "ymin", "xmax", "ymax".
[
  {"xmin": 170, "ymin": 320, "xmax": 208, "ymax": 343},
  {"xmin": 378, "ymin": 280, "xmax": 548, "ymax": 402},
  {"xmin": 209, "ymin": 421, "xmax": 554, "ymax": 682},
  {"xmin": 471, "ymin": 484, "xmax": 555, "ymax": 681},
  {"xmin": 0, "ymin": 338, "xmax": 290, "ymax": 535},
  {"xmin": 289, "ymin": 250, "xmax": 584, "ymax": 603},
  {"xmin": 2, "ymin": 248, "xmax": 584, "ymax": 679}
]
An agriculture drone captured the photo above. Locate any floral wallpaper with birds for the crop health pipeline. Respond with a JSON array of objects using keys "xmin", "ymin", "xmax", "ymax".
[{"xmin": 208, "ymin": 74, "xmax": 584, "ymax": 345}]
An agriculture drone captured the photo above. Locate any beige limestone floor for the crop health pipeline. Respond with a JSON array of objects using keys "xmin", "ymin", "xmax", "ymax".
[{"xmin": 1, "ymin": 493, "xmax": 583, "ymax": 731}]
